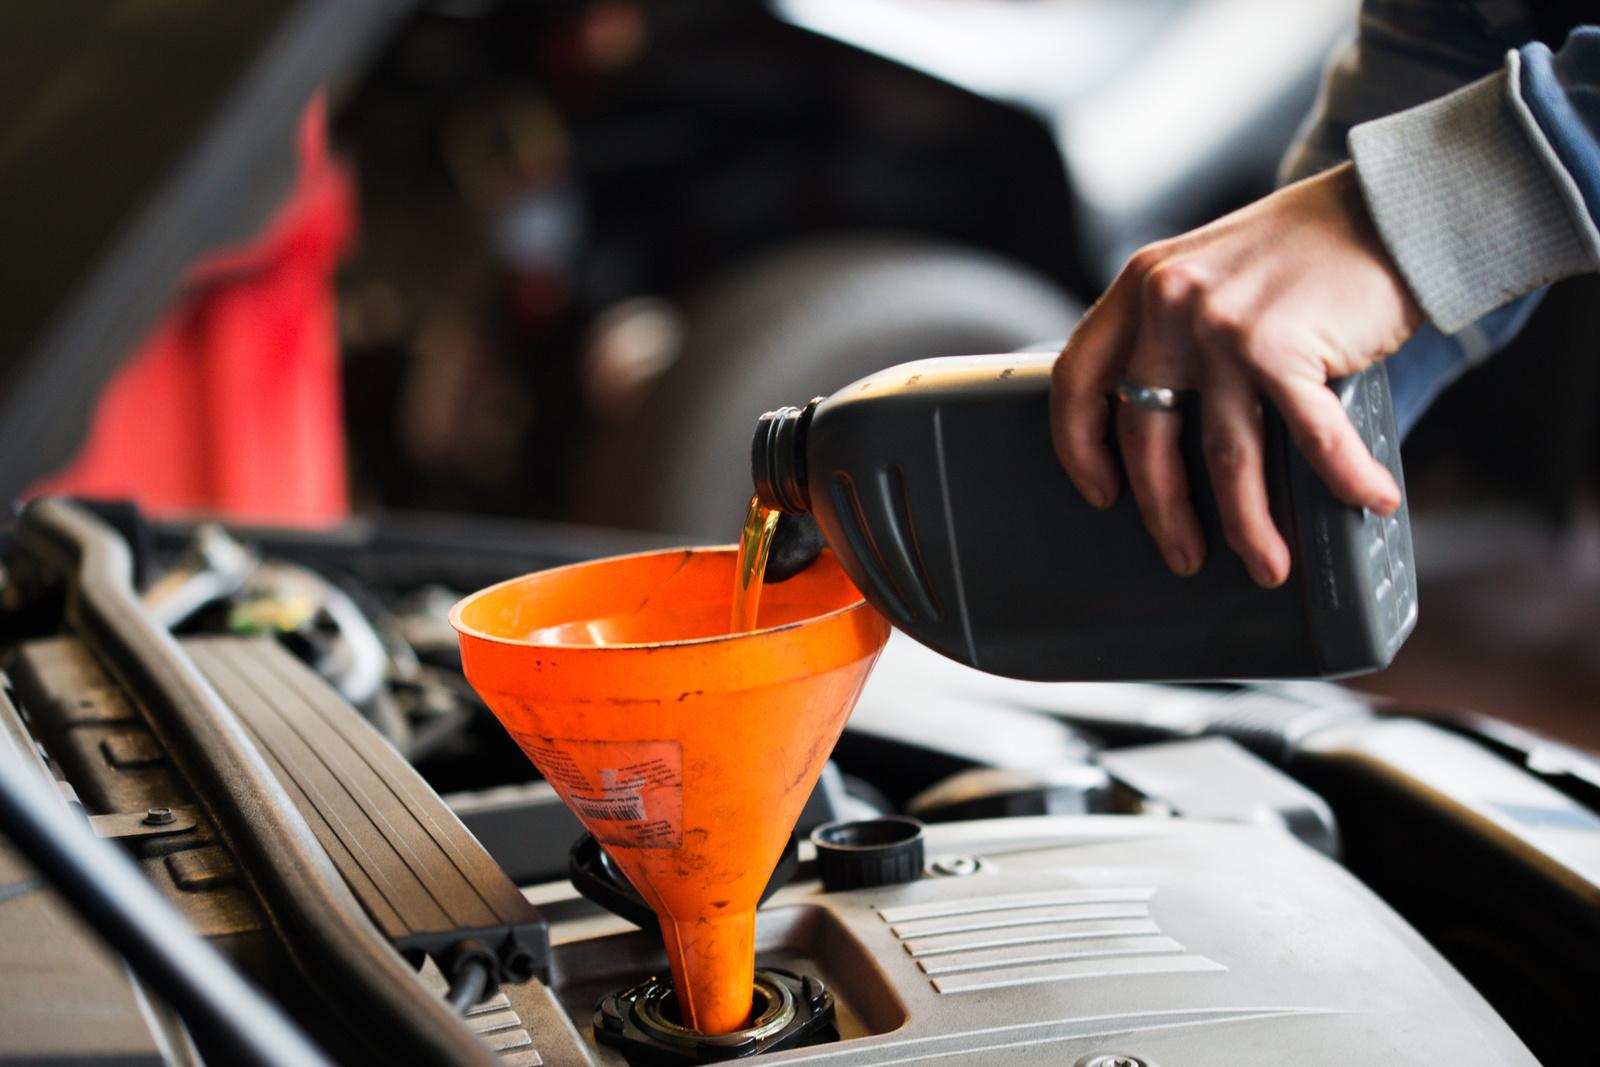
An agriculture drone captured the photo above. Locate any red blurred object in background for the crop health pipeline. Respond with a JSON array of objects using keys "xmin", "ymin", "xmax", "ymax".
[{"xmin": 29, "ymin": 94, "xmax": 354, "ymax": 527}]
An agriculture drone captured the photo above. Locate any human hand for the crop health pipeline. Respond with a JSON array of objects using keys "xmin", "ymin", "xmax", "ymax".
[{"xmin": 1049, "ymin": 162, "xmax": 1423, "ymax": 588}]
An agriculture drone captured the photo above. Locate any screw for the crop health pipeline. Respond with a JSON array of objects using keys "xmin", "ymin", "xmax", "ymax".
[
  {"xmin": 1077, "ymin": 1055, "xmax": 1149, "ymax": 1067},
  {"xmin": 143, "ymin": 807, "xmax": 176, "ymax": 826},
  {"xmin": 930, "ymin": 855, "xmax": 980, "ymax": 877}
]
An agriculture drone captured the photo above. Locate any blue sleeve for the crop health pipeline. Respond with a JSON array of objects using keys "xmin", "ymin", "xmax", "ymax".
[
  {"xmin": 1518, "ymin": 28, "xmax": 1600, "ymax": 227},
  {"xmin": 1385, "ymin": 291, "xmax": 1543, "ymax": 437}
]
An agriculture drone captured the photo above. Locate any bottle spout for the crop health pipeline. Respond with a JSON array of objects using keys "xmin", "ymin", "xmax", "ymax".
[{"xmin": 751, "ymin": 400, "xmax": 818, "ymax": 513}]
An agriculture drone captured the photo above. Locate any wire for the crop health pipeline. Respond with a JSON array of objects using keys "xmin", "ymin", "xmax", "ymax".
[{"xmin": 446, "ymin": 959, "xmax": 492, "ymax": 1014}]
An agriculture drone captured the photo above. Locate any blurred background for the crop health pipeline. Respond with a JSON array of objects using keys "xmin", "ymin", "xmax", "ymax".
[{"xmin": 13, "ymin": 0, "xmax": 1600, "ymax": 748}]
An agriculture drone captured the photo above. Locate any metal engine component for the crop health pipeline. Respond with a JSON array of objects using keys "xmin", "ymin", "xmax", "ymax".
[{"xmin": 595, "ymin": 969, "xmax": 836, "ymax": 1063}]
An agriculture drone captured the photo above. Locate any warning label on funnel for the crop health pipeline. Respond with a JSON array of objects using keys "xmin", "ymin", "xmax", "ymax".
[{"xmin": 517, "ymin": 734, "xmax": 683, "ymax": 849}]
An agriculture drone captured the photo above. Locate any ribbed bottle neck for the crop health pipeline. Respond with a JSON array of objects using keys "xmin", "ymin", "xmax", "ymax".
[{"xmin": 751, "ymin": 399, "xmax": 818, "ymax": 513}]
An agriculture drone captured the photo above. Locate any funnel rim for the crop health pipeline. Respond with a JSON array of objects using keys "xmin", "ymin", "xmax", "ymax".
[{"xmin": 447, "ymin": 544, "xmax": 872, "ymax": 650}]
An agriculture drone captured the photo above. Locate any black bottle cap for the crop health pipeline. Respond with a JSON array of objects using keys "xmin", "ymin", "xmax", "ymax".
[
  {"xmin": 811, "ymin": 817, "xmax": 925, "ymax": 892},
  {"xmin": 751, "ymin": 399, "xmax": 818, "ymax": 513}
]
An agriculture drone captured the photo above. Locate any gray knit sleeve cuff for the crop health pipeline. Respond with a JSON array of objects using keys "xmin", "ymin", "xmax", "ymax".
[{"xmin": 1348, "ymin": 58, "xmax": 1600, "ymax": 334}]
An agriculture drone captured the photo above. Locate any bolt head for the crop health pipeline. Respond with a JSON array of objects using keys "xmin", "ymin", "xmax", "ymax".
[
  {"xmin": 143, "ymin": 807, "xmax": 176, "ymax": 826},
  {"xmin": 1076, "ymin": 1055, "xmax": 1149, "ymax": 1067},
  {"xmin": 930, "ymin": 855, "xmax": 980, "ymax": 877},
  {"xmin": 1081, "ymin": 1049, "xmax": 1145, "ymax": 1067}
]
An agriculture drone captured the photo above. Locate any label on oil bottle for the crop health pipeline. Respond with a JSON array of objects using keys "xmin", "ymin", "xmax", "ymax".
[{"xmin": 520, "ymin": 735, "xmax": 684, "ymax": 848}]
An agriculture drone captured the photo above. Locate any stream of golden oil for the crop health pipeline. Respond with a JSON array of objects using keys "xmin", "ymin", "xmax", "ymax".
[{"xmin": 731, "ymin": 494, "xmax": 781, "ymax": 634}]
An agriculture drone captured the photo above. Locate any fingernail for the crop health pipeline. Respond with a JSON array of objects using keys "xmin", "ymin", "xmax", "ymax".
[
  {"xmin": 1250, "ymin": 558, "xmax": 1286, "ymax": 589},
  {"xmin": 1080, "ymin": 482, "xmax": 1109, "ymax": 510},
  {"xmin": 1167, "ymin": 547, "xmax": 1195, "ymax": 576}
]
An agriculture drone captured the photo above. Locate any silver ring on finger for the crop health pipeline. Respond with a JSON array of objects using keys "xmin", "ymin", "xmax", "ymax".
[{"xmin": 1116, "ymin": 378, "xmax": 1183, "ymax": 412}]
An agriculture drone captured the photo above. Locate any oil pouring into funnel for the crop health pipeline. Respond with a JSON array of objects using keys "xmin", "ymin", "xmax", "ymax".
[
  {"xmin": 450, "ymin": 547, "xmax": 890, "ymax": 1054},
  {"xmin": 450, "ymin": 351, "xmax": 1415, "ymax": 1060}
]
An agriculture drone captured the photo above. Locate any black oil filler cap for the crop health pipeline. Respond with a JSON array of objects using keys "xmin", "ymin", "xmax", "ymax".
[{"xmin": 812, "ymin": 817, "xmax": 925, "ymax": 891}]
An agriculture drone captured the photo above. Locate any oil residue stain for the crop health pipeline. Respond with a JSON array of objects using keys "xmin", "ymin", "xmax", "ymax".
[{"xmin": 731, "ymin": 494, "xmax": 780, "ymax": 634}]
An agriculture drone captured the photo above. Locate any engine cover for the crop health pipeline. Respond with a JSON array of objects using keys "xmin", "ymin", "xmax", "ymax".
[{"xmin": 541, "ymin": 815, "xmax": 1535, "ymax": 1066}]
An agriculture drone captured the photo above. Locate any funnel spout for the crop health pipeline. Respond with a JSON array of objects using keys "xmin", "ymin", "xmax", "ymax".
[
  {"xmin": 451, "ymin": 547, "xmax": 889, "ymax": 1038},
  {"xmin": 661, "ymin": 909, "xmax": 756, "ymax": 1034}
]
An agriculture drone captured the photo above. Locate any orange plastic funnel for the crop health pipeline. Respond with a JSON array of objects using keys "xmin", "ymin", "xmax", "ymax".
[{"xmin": 450, "ymin": 547, "xmax": 889, "ymax": 1035}]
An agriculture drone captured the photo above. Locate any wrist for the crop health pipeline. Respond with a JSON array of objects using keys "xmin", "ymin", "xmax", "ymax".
[{"xmin": 1328, "ymin": 162, "xmax": 1424, "ymax": 332}]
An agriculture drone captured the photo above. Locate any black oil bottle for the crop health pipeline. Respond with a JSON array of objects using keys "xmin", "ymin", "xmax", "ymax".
[{"xmin": 751, "ymin": 353, "xmax": 1415, "ymax": 682}]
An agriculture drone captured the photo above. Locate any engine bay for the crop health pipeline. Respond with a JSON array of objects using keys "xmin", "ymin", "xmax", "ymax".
[{"xmin": 3, "ymin": 499, "xmax": 1600, "ymax": 1065}]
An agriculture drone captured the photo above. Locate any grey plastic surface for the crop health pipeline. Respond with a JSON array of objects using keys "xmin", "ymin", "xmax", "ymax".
[
  {"xmin": 1097, "ymin": 737, "xmax": 1340, "ymax": 856},
  {"xmin": 181, "ymin": 635, "xmax": 547, "ymax": 970},
  {"xmin": 774, "ymin": 353, "xmax": 1416, "ymax": 681},
  {"xmin": 539, "ymin": 816, "xmax": 1535, "ymax": 1066}
]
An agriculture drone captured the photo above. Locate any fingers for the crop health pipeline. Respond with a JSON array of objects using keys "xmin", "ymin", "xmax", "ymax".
[
  {"xmin": 1117, "ymin": 402, "xmax": 1205, "ymax": 576},
  {"xmin": 1113, "ymin": 257, "xmax": 1209, "ymax": 577},
  {"xmin": 1048, "ymin": 375, "xmax": 1119, "ymax": 509},
  {"xmin": 1267, "ymin": 375, "xmax": 1401, "ymax": 515},
  {"xmin": 1051, "ymin": 274, "xmax": 1144, "ymax": 509},
  {"xmin": 1198, "ymin": 359, "xmax": 1290, "ymax": 588},
  {"xmin": 1048, "ymin": 165, "xmax": 1413, "ymax": 588}
]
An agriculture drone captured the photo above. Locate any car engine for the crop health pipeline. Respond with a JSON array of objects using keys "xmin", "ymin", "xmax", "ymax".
[{"xmin": 4, "ymin": 499, "xmax": 1599, "ymax": 1066}]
